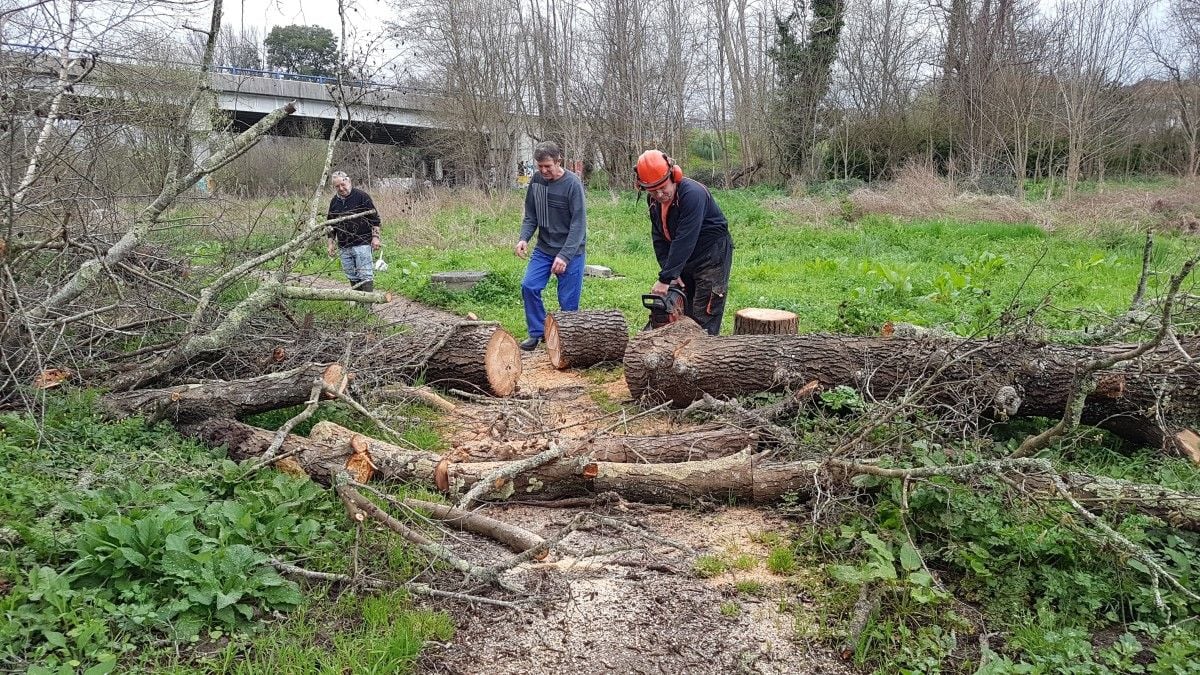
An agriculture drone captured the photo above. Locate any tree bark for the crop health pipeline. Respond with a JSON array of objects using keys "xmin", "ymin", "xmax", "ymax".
[
  {"xmin": 404, "ymin": 497, "xmax": 547, "ymax": 556},
  {"xmin": 734, "ymin": 308, "xmax": 799, "ymax": 335},
  {"xmin": 423, "ymin": 323, "xmax": 522, "ymax": 397},
  {"xmin": 545, "ymin": 309, "xmax": 629, "ymax": 369},
  {"xmin": 182, "ymin": 417, "xmax": 355, "ymax": 481},
  {"xmin": 445, "ymin": 427, "xmax": 757, "ymax": 464},
  {"xmin": 624, "ymin": 320, "xmax": 1200, "ymax": 454},
  {"xmin": 100, "ymin": 363, "xmax": 346, "ymax": 423},
  {"xmin": 307, "ymin": 421, "xmax": 442, "ymax": 484},
  {"xmin": 182, "ymin": 419, "xmax": 1200, "ymax": 531}
]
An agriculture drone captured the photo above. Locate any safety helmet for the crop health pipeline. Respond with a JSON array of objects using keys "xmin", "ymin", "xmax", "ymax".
[{"xmin": 635, "ymin": 150, "xmax": 682, "ymax": 190}]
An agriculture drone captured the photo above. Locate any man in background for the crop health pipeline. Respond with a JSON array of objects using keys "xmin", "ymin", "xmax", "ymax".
[{"xmin": 326, "ymin": 170, "xmax": 381, "ymax": 292}]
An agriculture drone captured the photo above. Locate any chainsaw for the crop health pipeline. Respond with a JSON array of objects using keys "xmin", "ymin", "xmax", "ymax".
[{"xmin": 642, "ymin": 285, "xmax": 688, "ymax": 330}]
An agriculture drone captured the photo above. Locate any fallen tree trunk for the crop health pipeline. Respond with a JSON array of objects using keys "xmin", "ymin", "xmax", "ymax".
[
  {"xmin": 545, "ymin": 309, "xmax": 629, "ymax": 369},
  {"xmin": 101, "ymin": 363, "xmax": 346, "ymax": 422},
  {"xmin": 422, "ymin": 323, "xmax": 521, "ymax": 397},
  {"xmin": 183, "ymin": 419, "xmax": 1200, "ymax": 531},
  {"xmin": 624, "ymin": 320, "xmax": 1200, "ymax": 455},
  {"xmin": 445, "ymin": 427, "xmax": 757, "ymax": 463}
]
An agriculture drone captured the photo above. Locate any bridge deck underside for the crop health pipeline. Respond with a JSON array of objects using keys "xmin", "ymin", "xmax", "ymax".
[{"xmin": 228, "ymin": 111, "xmax": 423, "ymax": 146}]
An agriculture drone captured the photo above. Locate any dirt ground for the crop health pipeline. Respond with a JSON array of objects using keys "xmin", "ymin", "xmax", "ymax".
[{"xmin": 411, "ymin": 349, "xmax": 851, "ymax": 675}]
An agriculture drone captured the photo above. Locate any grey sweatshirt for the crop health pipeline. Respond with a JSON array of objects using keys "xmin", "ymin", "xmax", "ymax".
[{"xmin": 519, "ymin": 170, "xmax": 587, "ymax": 262}]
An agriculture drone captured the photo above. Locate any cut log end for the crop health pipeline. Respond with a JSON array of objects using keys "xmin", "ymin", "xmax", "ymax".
[
  {"xmin": 734, "ymin": 308, "xmax": 798, "ymax": 335},
  {"xmin": 321, "ymin": 363, "xmax": 346, "ymax": 397},
  {"xmin": 1176, "ymin": 429, "xmax": 1200, "ymax": 464},
  {"xmin": 485, "ymin": 329, "xmax": 521, "ymax": 396},
  {"xmin": 545, "ymin": 314, "xmax": 565, "ymax": 369}
]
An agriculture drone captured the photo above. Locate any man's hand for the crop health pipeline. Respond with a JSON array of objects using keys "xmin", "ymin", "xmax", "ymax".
[
  {"xmin": 514, "ymin": 240, "xmax": 528, "ymax": 258},
  {"xmin": 551, "ymin": 256, "xmax": 567, "ymax": 275},
  {"xmin": 326, "ymin": 240, "xmax": 336, "ymax": 257},
  {"xmin": 371, "ymin": 235, "xmax": 381, "ymax": 251},
  {"xmin": 651, "ymin": 280, "xmax": 670, "ymax": 296}
]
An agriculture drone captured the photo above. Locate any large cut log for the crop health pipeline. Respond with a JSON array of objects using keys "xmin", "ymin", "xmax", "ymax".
[
  {"xmin": 101, "ymin": 363, "xmax": 346, "ymax": 422},
  {"xmin": 446, "ymin": 427, "xmax": 757, "ymax": 463},
  {"xmin": 734, "ymin": 308, "xmax": 798, "ymax": 335},
  {"xmin": 423, "ymin": 323, "xmax": 521, "ymax": 396},
  {"xmin": 545, "ymin": 309, "xmax": 629, "ymax": 369},
  {"xmin": 624, "ymin": 320, "xmax": 1200, "ymax": 454}
]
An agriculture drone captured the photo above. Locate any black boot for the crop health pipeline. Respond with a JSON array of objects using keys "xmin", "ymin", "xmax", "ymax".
[{"xmin": 360, "ymin": 281, "xmax": 374, "ymax": 293}]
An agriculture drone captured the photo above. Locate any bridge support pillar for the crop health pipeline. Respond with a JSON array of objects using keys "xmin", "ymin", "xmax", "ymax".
[{"xmin": 190, "ymin": 89, "xmax": 220, "ymax": 196}]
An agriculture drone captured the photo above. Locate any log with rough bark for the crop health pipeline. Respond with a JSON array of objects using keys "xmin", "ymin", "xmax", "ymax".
[
  {"xmin": 545, "ymin": 309, "xmax": 629, "ymax": 369},
  {"xmin": 624, "ymin": 320, "xmax": 1200, "ymax": 454},
  {"xmin": 101, "ymin": 363, "xmax": 347, "ymax": 422},
  {"xmin": 423, "ymin": 323, "xmax": 521, "ymax": 397},
  {"xmin": 183, "ymin": 419, "xmax": 1200, "ymax": 531},
  {"xmin": 734, "ymin": 308, "xmax": 798, "ymax": 335},
  {"xmin": 445, "ymin": 427, "xmax": 757, "ymax": 464},
  {"xmin": 307, "ymin": 421, "xmax": 442, "ymax": 484}
]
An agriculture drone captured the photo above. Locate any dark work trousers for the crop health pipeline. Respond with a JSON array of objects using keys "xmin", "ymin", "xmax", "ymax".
[{"xmin": 678, "ymin": 234, "xmax": 734, "ymax": 336}]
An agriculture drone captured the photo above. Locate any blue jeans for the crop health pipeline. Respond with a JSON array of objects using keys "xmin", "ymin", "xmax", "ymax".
[
  {"xmin": 521, "ymin": 248, "xmax": 584, "ymax": 338},
  {"xmin": 338, "ymin": 244, "xmax": 374, "ymax": 288}
]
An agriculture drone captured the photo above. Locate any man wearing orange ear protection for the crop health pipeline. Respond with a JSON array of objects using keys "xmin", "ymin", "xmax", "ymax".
[{"xmin": 635, "ymin": 150, "xmax": 734, "ymax": 335}]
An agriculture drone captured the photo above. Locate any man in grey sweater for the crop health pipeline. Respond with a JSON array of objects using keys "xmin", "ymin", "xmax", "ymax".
[{"xmin": 514, "ymin": 141, "xmax": 587, "ymax": 350}]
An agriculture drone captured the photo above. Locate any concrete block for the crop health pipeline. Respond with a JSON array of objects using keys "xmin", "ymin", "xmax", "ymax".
[
  {"xmin": 585, "ymin": 265, "xmax": 613, "ymax": 278},
  {"xmin": 431, "ymin": 270, "xmax": 487, "ymax": 292}
]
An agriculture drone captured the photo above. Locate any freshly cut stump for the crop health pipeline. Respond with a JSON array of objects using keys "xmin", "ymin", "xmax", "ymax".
[
  {"xmin": 734, "ymin": 308, "xmax": 798, "ymax": 335},
  {"xmin": 545, "ymin": 309, "xmax": 629, "ymax": 369},
  {"xmin": 424, "ymin": 324, "xmax": 521, "ymax": 396}
]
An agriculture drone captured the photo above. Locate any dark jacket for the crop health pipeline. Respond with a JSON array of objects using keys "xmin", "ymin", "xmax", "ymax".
[
  {"xmin": 327, "ymin": 188, "xmax": 381, "ymax": 248},
  {"xmin": 649, "ymin": 178, "xmax": 730, "ymax": 284}
]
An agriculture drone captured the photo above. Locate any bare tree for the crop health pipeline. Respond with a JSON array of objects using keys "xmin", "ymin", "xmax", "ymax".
[
  {"xmin": 1048, "ymin": 0, "xmax": 1152, "ymax": 195},
  {"xmin": 1143, "ymin": 0, "xmax": 1200, "ymax": 178}
]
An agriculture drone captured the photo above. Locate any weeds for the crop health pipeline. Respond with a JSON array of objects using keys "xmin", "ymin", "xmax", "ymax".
[{"xmin": 0, "ymin": 391, "xmax": 450, "ymax": 672}]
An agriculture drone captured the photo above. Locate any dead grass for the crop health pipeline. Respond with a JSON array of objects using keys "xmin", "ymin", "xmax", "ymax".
[
  {"xmin": 779, "ymin": 164, "xmax": 1200, "ymax": 236},
  {"xmin": 373, "ymin": 186, "xmax": 523, "ymax": 249},
  {"xmin": 846, "ymin": 164, "xmax": 1042, "ymax": 226}
]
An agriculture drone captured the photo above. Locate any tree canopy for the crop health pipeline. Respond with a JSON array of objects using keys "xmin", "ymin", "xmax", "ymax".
[{"xmin": 264, "ymin": 24, "xmax": 338, "ymax": 76}]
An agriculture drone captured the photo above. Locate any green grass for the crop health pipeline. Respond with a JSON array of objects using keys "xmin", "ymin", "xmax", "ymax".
[
  {"xmin": 0, "ymin": 391, "xmax": 452, "ymax": 673},
  {"xmin": 149, "ymin": 591, "xmax": 453, "ymax": 674},
  {"xmin": 301, "ymin": 188, "xmax": 1195, "ymax": 339}
]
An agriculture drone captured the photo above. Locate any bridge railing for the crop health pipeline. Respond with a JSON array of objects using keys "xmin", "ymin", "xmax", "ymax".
[{"xmin": 2, "ymin": 42, "xmax": 436, "ymax": 96}]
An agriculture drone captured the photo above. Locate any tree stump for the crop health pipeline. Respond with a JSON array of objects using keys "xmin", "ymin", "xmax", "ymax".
[
  {"xmin": 545, "ymin": 309, "xmax": 629, "ymax": 369},
  {"xmin": 424, "ymin": 323, "xmax": 521, "ymax": 396},
  {"xmin": 734, "ymin": 308, "xmax": 798, "ymax": 335}
]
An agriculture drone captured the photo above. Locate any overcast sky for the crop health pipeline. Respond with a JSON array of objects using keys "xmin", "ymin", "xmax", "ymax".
[{"xmin": 229, "ymin": 0, "xmax": 388, "ymax": 45}]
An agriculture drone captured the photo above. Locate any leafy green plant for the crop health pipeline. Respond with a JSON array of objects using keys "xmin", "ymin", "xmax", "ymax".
[{"xmin": 820, "ymin": 385, "xmax": 866, "ymax": 413}]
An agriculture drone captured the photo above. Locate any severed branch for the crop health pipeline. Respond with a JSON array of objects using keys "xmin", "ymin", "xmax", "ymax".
[
  {"xmin": 457, "ymin": 441, "xmax": 567, "ymax": 510},
  {"xmin": 335, "ymin": 477, "xmax": 498, "ymax": 585},
  {"xmin": 373, "ymin": 384, "xmax": 457, "ymax": 413},
  {"xmin": 1011, "ymin": 250, "xmax": 1199, "ymax": 459}
]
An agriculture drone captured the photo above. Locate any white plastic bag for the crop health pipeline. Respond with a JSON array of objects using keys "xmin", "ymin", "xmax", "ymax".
[{"xmin": 373, "ymin": 250, "xmax": 389, "ymax": 272}]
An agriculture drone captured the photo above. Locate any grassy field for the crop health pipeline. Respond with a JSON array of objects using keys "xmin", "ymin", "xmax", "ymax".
[
  {"xmin": 294, "ymin": 185, "xmax": 1196, "ymax": 340},
  {"xmin": 4, "ymin": 182, "xmax": 1198, "ymax": 674}
]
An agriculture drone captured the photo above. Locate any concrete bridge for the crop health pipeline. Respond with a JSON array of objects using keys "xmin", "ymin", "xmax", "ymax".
[
  {"xmin": 209, "ymin": 68, "xmax": 446, "ymax": 147},
  {"xmin": 6, "ymin": 43, "xmax": 535, "ymax": 184}
]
